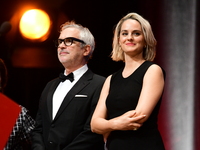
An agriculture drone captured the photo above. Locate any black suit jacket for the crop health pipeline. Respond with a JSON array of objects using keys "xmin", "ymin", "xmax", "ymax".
[{"xmin": 32, "ymin": 69, "xmax": 105, "ymax": 150}]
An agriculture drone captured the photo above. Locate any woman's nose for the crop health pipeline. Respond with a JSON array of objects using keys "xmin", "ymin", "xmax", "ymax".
[{"xmin": 127, "ymin": 34, "xmax": 133, "ymax": 40}]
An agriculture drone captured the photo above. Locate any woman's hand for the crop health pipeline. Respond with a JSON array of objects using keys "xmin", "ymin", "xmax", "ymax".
[{"xmin": 110, "ymin": 110, "xmax": 146, "ymax": 131}]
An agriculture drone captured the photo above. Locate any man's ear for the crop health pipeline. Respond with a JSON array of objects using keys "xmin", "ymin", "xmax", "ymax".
[{"xmin": 83, "ymin": 45, "xmax": 91, "ymax": 56}]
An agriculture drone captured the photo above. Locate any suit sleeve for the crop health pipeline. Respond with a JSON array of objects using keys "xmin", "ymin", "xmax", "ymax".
[
  {"xmin": 64, "ymin": 77, "xmax": 105, "ymax": 150},
  {"xmin": 31, "ymin": 104, "xmax": 46, "ymax": 150},
  {"xmin": 31, "ymin": 82, "xmax": 52, "ymax": 150}
]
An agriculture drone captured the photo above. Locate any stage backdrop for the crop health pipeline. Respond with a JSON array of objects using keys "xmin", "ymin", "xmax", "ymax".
[{"xmin": 158, "ymin": 0, "xmax": 200, "ymax": 150}]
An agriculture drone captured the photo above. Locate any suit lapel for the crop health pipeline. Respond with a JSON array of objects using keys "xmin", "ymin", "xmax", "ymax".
[
  {"xmin": 53, "ymin": 69, "xmax": 93, "ymax": 122},
  {"xmin": 47, "ymin": 79, "xmax": 61, "ymax": 121}
]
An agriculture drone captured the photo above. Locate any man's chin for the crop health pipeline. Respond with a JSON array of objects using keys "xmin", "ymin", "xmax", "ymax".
[{"xmin": 59, "ymin": 56, "xmax": 68, "ymax": 61}]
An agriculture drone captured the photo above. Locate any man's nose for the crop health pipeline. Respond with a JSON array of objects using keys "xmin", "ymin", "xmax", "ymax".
[{"xmin": 58, "ymin": 41, "xmax": 65, "ymax": 47}]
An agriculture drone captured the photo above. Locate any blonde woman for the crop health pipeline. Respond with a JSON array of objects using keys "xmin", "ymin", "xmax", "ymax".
[{"xmin": 91, "ymin": 13, "xmax": 165, "ymax": 150}]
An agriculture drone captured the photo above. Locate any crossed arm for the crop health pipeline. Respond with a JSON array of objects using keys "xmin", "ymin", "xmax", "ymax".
[{"xmin": 90, "ymin": 64, "xmax": 165, "ymax": 140}]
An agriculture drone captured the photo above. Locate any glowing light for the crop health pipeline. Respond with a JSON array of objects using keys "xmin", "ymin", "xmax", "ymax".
[{"xmin": 19, "ymin": 9, "xmax": 51, "ymax": 41}]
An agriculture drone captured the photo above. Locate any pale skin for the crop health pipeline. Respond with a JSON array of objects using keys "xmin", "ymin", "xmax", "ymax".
[
  {"xmin": 91, "ymin": 19, "xmax": 165, "ymax": 142},
  {"xmin": 57, "ymin": 27, "xmax": 91, "ymax": 74}
]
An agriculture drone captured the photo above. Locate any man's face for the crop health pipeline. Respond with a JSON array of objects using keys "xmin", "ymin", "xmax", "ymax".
[{"xmin": 57, "ymin": 27, "xmax": 86, "ymax": 68}]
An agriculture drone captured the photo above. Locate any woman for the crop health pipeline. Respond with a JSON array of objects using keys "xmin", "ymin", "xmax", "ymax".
[
  {"xmin": 0, "ymin": 58, "xmax": 35, "ymax": 150},
  {"xmin": 91, "ymin": 13, "xmax": 165, "ymax": 150}
]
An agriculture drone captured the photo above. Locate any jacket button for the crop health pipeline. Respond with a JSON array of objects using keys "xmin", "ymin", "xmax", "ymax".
[
  {"xmin": 49, "ymin": 141, "xmax": 53, "ymax": 144},
  {"xmin": 51, "ymin": 124, "xmax": 55, "ymax": 128}
]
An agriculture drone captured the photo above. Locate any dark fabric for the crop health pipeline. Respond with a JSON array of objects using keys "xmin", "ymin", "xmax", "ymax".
[
  {"xmin": 4, "ymin": 106, "xmax": 35, "ymax": 150},
  {"xmin": 106, "ymin": 61, "xmax": 165, "ymax": 150},
  {"xmin": 31, "ymin": 69, "xmax": 105, "ymax": 150}
]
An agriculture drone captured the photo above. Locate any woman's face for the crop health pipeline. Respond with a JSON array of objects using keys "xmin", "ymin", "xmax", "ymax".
[{"xmin": 119, "ymin": 19, "xmax": 146, "ymax": 58}]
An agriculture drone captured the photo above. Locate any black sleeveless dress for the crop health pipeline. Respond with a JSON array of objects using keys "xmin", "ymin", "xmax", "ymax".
[{"xmin": 106, "ymin": 61, "xmax": 165, "ymax": 150}]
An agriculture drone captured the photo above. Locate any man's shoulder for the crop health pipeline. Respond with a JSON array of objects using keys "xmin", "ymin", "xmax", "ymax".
[
  {"xmin": 86, "ymin": 69, "xmax": 105, "ymax": 81},
  {"xmin": 93, "ymin": 73, "xmax": 106, "ymax": 80},
  {"xmin": 91, "ymin": 73, "xmax": 106, "ymax": 85}
]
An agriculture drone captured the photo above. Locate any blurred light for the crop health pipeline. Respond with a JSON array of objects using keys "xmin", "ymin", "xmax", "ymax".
[{"xmin": 19, "ymin": 9, "xmax": 51, "ymax": 41}]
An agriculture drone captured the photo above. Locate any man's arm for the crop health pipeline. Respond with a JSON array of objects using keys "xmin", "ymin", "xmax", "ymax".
[{"xmin": 31, "ymin": 107, "xmax": 46, "ymax": 150}]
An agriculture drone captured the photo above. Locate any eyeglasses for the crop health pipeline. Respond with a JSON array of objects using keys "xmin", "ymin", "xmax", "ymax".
[{"xmin": 55, "ymin": 37, "xmax": 85, "ymax": 47}]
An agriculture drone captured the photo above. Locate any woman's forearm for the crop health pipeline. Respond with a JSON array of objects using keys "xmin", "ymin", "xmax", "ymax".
[{"xmin": 91, "ymin": 118, "xmax": 115, "ymax": 134}]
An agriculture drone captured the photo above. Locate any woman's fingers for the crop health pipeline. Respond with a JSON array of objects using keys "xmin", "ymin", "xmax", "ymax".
[
  {"xmin": 132, "ymin": 114, "xmax": 146, "ymax": 121},
  {"xmin": 129, "ymin": 115, "xmax": 146, "ymax": 130}
]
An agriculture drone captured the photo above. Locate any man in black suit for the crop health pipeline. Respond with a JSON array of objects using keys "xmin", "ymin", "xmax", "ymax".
[{"xmin": 31, "ymin": 21, "xmax": 105, "ymax": 150}]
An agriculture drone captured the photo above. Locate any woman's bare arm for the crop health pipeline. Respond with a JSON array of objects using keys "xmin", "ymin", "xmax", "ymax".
[
  {"xmin": 134, "ymin": 64, "xmax": 165, "ymax": 123},
  {"xmin": 91, "ymin": 75, "xmax": 146, "ymax": 135}
]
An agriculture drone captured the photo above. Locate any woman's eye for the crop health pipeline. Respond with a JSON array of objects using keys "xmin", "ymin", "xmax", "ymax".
[
  {"xmin": 121, "ymin": 32, "xmax": 128, "ymax": 36},
  {"xmin": 134, "ymin": 32, "xmax": 140, "ymax": 36}
]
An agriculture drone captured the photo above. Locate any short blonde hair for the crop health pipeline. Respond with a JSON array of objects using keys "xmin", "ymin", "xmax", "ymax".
[{"xmin": 111, "ymin": 13, "xmax": 157, "ymax": 62}]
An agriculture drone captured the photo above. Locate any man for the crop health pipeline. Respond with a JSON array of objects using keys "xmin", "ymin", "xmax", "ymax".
[{"xmin": 31, "ymin": 21, "xmax": 105, "ymax": 150}]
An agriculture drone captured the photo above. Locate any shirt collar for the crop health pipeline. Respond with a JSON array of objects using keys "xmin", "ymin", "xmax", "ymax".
[{"xmin": 64, "ymin": 64, "xmax": 88, "ymax": 81}]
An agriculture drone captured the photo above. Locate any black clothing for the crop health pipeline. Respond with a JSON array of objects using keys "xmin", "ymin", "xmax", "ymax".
[{"xmin": 106, "ymin": 61, "xmax": 165, "ymax": 150}]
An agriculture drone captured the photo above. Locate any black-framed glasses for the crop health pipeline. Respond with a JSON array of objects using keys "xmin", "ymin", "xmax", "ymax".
[{"xmin": 55, "ymin": 37, "xmax": 85, "ymax": 47}]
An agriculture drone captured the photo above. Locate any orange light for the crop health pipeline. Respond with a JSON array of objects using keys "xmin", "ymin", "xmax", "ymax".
[{"xmin": 19, "ymin": 9, "xmax": 51, "ymax": 41}]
